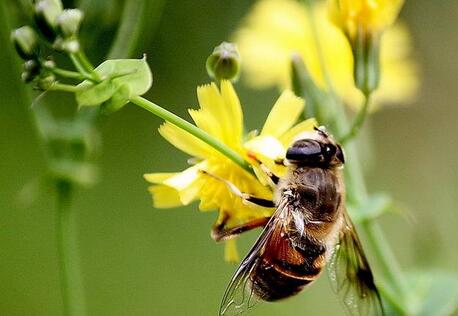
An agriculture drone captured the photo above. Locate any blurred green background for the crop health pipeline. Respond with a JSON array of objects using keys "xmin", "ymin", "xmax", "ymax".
[{"xmin": 1, "ymin": 0, "xmax": 457, "ymax": 315}]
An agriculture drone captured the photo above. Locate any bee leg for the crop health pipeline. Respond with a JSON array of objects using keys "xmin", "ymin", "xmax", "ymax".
[
  {"xmin": 211, "ymin": 216, "xmax": 270, "ymax": 241},
  {"xmin": 259, "ymin": 163, "xmax": 280, "ymax": 185},
  {"xmin": 200, "ymin": 170, "xmax": 275, "ymax": 208},
  {"xmin": 246, "ymin": 151, "xmax": 282, "ymax": 186}
]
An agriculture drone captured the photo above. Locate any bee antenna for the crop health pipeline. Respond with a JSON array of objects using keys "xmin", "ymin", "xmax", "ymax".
[{"xmin": 314, "ymin": 125, "xmax": 329, "ymax": 138}]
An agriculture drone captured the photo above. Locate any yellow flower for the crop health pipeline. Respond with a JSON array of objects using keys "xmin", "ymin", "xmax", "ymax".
[
  {"xmin": 144, "ymin": 80, "xmax": 315, "ymax": 261},
  {"xmin": 233, "ymin": 0, "xmax": 418, "ymax": 110},
  {"xmin": 328, "ymin": 0, "xmax": 404, "ymax": 38}
]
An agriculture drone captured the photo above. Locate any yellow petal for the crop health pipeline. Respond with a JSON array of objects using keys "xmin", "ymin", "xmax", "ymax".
[
  {"xmin": 261, "ymin": 90, "xmax": 305, "ymax": 137},
  {"xmin": 220, "ymin": 80, "xmax": 243, "ymax": 146},
  {"xmin": 279, "ymin": 118, "xmax": 318, "ymax": 148},
  {"xmin": 161, "ymin": 164, "xmax": 205, "ymax": 205},
  {"xmin": 195, "ymin": 83, "xmax": 228, "ymax": 142},
  {"xmin": 234, "ymin": 0, "xmax": 417, "ymax": 110},
  {"xmin": 244, "ymin": 135, "xmax": 285, "ymax": 160},
  {"xmin": 147, "ymin": 185, "xmax": 183, "ymax": 208},
  {"xmin": 158, "ymin": 122, "xmax": 213, "ymax": 159},
  {"xmin": 224, "ymin": 239, "xmax": 240, "ymax": 263},
  {"xmin": 143, "ymin": 172, "xmax": 177, "ymax": 184},
  {"xmin": 195, "ymin": 82, "xmax": 244, "ymax": 148}
]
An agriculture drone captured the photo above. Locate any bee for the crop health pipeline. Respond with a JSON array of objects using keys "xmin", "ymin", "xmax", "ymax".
[{"xmin": 209, "ymin": 127, "xmax": 384, "ymax": 316}]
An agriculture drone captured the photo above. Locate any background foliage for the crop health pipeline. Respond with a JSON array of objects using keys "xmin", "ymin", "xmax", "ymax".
[{"xmin": 0, "ymin": 0, "xmax": 457, "ymax": 315}]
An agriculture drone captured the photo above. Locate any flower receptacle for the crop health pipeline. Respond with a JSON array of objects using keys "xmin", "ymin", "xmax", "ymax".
[{"xmin": 206, "ymin": 42, "xmax": 241, "ymax": 83}]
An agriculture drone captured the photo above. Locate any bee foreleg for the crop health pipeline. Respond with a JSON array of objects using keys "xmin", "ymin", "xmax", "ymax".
[
  {"xmin": 200, "ymin": 170, "xmax": 275, "ymax": 208},
  {"xmin": 247, "ymin": 151, "xmax": 282, "ymax": 186},
  {"xmin": 211, "ymin": 216, "xmax": 270, "ymax": 241}
]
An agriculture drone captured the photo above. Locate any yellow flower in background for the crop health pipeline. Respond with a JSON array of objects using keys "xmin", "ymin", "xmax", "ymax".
[
  {"xmin": 234, "ymin": 0, "xmax": 418, "ymax": 110},
  {"xmin": 144, "ymin": 80, "xmax": 315, "ymax": 261},
  {"xmin": 328, "ymin": 0, "xmax": 404, "ymax": 38}
]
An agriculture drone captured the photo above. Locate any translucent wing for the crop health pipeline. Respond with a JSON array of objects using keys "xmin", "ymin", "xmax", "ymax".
[
  {"xmin": 328, "ymin": 210, "xmax": 385, "ymax": 316},
  {"xmin": 219, "ymin": 200, "xmax": 290, "ymax": 316}
]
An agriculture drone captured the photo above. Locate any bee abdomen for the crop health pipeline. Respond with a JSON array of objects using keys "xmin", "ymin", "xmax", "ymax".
[
  {"xmin": 250, "ymin": 237, "xmax": 326, "ymax": 301},
  {"xmin": 250, "ymin": 258, "xmax": 315, "ymax": 301}
]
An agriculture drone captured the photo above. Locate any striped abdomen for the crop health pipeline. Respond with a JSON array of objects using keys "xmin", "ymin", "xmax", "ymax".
[{"xmin": 250, "ymin": 224, "xmax": 327, "ymax": 301}]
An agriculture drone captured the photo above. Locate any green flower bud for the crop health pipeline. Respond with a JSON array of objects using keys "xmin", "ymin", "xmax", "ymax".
[
  {"xmin": 352, "ymin": 31, "xmax": 380, "ymax": 95},
  {"xmin": 42, "ymin": 59, "xmax": 56, "ymax": 70},
  {"xmin": 57, "ymin": 9, "xmax": 83, "ymax": 38},
  {"xmin": 11, "ymin": 26, "xmax": 40, "ymax": 60},
  {"xmin": 53, "ymin": 37, "xmax": 80, "ymax": 53},
  {"xmin": 34, "ymin": 0, "xmax": 63, "ymax": 41},
  {"xmin": 206, "ymin": 42, "xmax": 241, "ymax": 82},
  {"xmin": 21, "ymin": 60, "xmax": 41, "ymax": 83},
  {"xmin": 36, "ymin": 74, "xmax": 56, "ymax": 90}
]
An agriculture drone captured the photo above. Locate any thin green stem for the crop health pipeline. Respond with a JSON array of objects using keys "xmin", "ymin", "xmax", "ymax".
[
  {"xmin": 48, "ymin": 82, "xmax": 78, "ymax": 93},
  {"xmin": 361, "ymin": 220, "xmax": 407, "ymax": 296},
  {"xmin": 295, "ymin": 1, "xmax": 408, "ymax": 312},
  {"xmin": 49, "ymin": 67, "xmax": 86, "ymax": 81},
  {"xmin": 130, "ymin": 95, "xmax": 253, "ymax": 175},
  {"xmin": 340, "ymin": 93, "xmax": 371, "ymax": 144},
  {"xmin": 76, "ymin": 51, "xmax": 98, "ymax": 78},
  {"xmin": 49, "ymin": 83, "xmax": 79, "ymax": 93},
  {"xmin": 56, "ymin": 181, "xmax": 86, "ymax": 316},
  {"xmin": 69, "ymin": 51, "xmax": 101, "ymax": 82},
  {"xmin": 69, "ymin": 53, "xmax": 91, "ymax": 78}
]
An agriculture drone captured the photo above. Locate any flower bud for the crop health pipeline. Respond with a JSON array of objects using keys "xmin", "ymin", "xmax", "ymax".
[
  {"xmin": 34, "ymin": 0, "xmax": 63, "ymax": 41},
  {"xmin": 328, "ymin": 0, "xmax": 404, "ymax": 39},
  {"xmin": 11, "ymin": 26, "xmax": 40, "ymax": 60},
  {"xmin": 21, "ymin": 60, "xmax": 41, "ymax": 83},
  {"xmin": 328, "ymin": 0, "xmax": 404, "ymax": 94},
  {"xmin": 57, "ymin": 9, "xmax": 83, "ymax": 38},
  {"xmin": 206, "ymin": 42, "xmax": 241, "ymax": 82},
  {"xmin": 53, "ymin": 37, "xmax": 80, "ymax": 53},
  {"xmin": 36, "ymin": 74, "xmax": 56, "ymax": 90}
]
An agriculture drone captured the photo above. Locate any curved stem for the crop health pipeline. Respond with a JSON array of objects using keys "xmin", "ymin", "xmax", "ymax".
[
  {"xmin": 56, "ymin": 181, "xmax": 86, "ymax": 316},
  {"xmin": 49, "ymin": 83, "xmax": 79, "ymax": 93},
  {"xmin": 295, "ymin": 2, "xmax": 408, "ymax": 312},
  {"xmin": 130, "ymin": 95, "xmax": 253, "ymax": 175},
  {"xmin": 69, "ymin": 51, "xmax": 101, "ymax": 82},
  {"xmin": 49, "ymin": 68, "xmax": 86, "ymax": 81},
  {"xmin": 107, "ymin": 0, "xmax": 146, "ymax": 59},
  {"xmin": 340, "ymin": 93, "xmax": 371, "ymax": 144}
]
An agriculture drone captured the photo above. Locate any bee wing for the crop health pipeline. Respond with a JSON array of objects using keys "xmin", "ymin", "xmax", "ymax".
[
  {"xmin": 219, "ymin": 200, "xmax": 289, "ymax": 316},
  {"xmin": 327, "ymin": 210, "xmax": 385, "ymax": 316}
]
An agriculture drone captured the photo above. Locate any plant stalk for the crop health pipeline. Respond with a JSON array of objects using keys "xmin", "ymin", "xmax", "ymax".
[
  {"xmin": 296, "ymin": 0, "xmax": 408, "ymax": 312},
  {"xmin": 340, "ymin": 93, "xmax": 372, "ymax": 144},
  {"xmin": 56, "ymin": 181, "xmax": 86, "ymax": 316},
  {"xmin": 130, "ymin": 95, "xmax": 253, "ymax": 175}
]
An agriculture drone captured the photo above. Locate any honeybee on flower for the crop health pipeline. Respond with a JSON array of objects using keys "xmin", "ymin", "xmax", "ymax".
[{"xmin": 144, "ymin": 80, "xmax": 316, "ymax": 261}]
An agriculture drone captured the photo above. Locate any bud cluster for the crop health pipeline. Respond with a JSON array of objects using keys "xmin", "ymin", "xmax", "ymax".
[{"xmin": 10, "ymin": 0, "xmax": 84, "ymax": 89}]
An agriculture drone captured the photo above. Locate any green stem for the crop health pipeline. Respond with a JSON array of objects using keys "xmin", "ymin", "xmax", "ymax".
[
  {"xmin": 361, "ymin": 220, "xmax": 407, "ymax": 297},
  {"xmin": 130, "ymin": 95, "xmax": 253, "ymax": 175},
  {"xmin": 49, "ymin": 67, "xmax": 86, "ymax": 81},
  {"xmin": 297, "ymin": 1, "xmax": 408, "ymax": 312},
  {"xmin": 69, "ymin": 51, "xmax": 101, "ymax": 82},
  {"xmin": 56, "ymin": 181, "xmax": 86, "ymax": 316},
  {"xmin": 49, "ymin": 83, "xmax": 79, "ymax": 93},
  {"xmin": 340, "ymin": 93, "xmax": 371, "ymax": 144}
]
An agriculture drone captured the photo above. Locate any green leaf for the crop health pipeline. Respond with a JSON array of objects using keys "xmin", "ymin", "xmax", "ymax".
[
  {"xmin": 76, "ymin": 80, "xmax": 116, "ymax": 107},
  {"xmin": 406, "ymin": 270, "xmax": 458, "ymax": 316},
  {"xmin": 100, "ymin": 84, "xmax": 131, "ymax": 114},
  {"xmin": 95, "ymin": 56, "xmax": 152, "ymax": 96},
  {"xmin": 75, "ymin": 57, "xmax": 152, "ymax": 110}
]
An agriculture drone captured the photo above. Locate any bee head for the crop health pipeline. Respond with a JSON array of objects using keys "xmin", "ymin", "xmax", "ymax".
[{"xmin": 285, "ymin": 126, "xmax": 345, "ymax": 167}]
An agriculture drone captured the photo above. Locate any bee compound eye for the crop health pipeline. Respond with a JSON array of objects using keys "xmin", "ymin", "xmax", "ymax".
[{"xmin": 286, "ymin": 140, "xmax": 321, "ymax": 161}]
